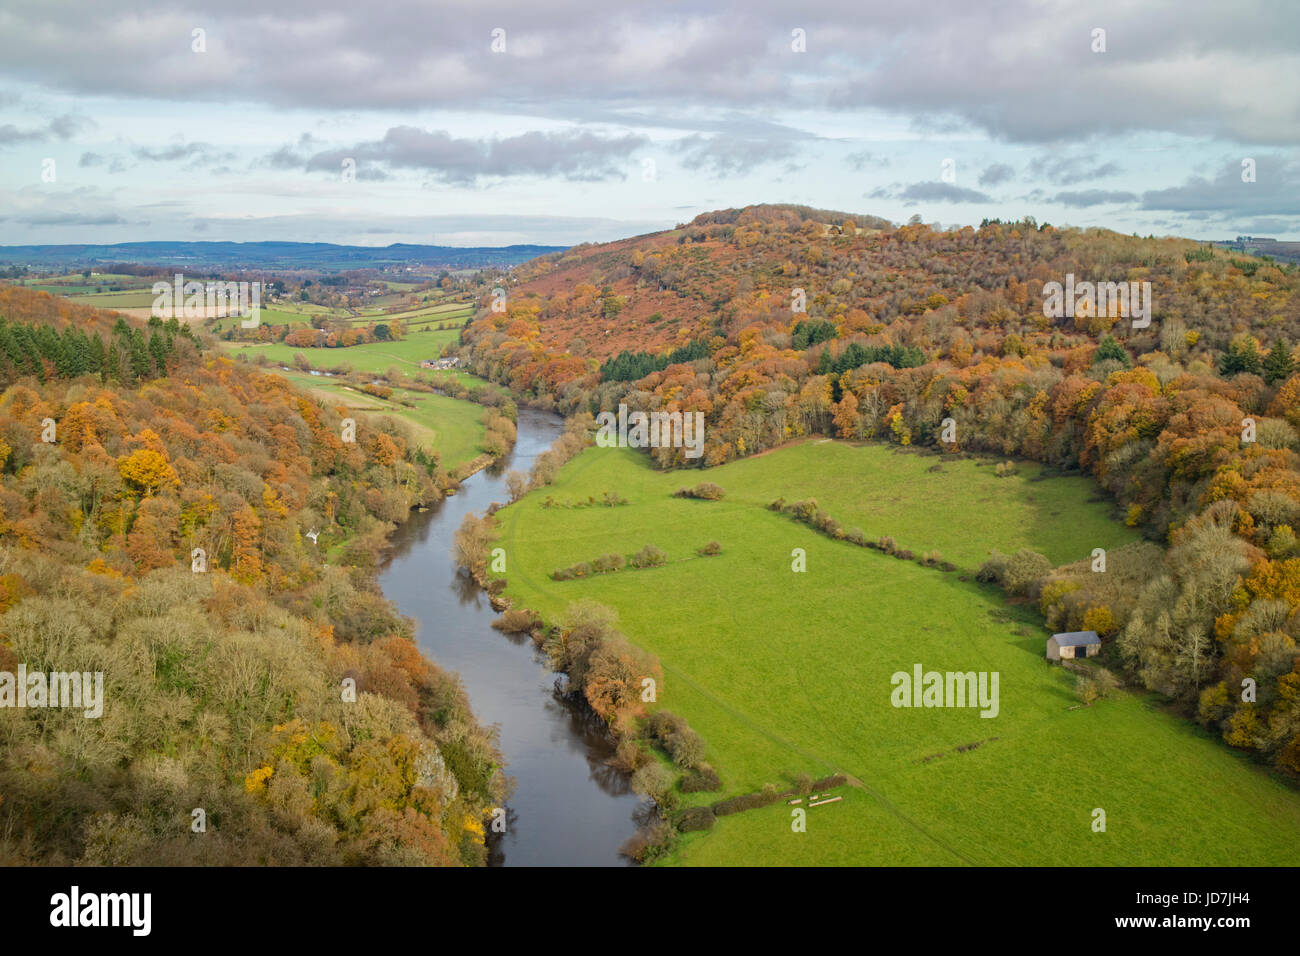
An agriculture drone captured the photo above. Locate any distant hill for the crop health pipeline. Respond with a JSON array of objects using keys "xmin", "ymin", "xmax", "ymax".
[
  {"xmin": 1213, "ymin": 237, "xmax": 1300, "ymax": 265},
  {"xmin": 0, "ymin": 240, "xmax": 567, "ymax": 271}
]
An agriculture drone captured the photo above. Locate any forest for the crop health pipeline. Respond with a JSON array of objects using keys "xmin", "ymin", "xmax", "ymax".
[{"xmin": 0, "ymin": 286, "xmax": 506, "ymax": 865}]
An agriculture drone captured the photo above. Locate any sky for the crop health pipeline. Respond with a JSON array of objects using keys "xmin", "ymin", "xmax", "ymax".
[{"xmin": 0, "ymin": 0, "xmax": 1297, "ymax": 247}]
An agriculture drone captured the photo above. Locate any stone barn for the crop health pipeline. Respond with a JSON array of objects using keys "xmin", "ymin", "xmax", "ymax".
[{"xmin": 1047, "ymin": 630, "xmax": 1101, "ymax": 661}]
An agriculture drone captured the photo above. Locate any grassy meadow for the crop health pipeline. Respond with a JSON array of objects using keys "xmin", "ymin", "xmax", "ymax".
[
  {"xmin": 220, "ymin": 327, "xmax": 461, "ymax": 374},
  {"xmin": 491, "ymin": 440, "xmax": 1300, "ymax": 866},
  {"xmin": 272, "ymin": 368, "xmax": 486, "ymax": 471}
]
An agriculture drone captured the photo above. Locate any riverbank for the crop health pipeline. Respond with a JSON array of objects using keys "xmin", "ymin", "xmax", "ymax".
[{"xmin": 377, "ymin": 406, "xmax": 645, "ymax": 865}]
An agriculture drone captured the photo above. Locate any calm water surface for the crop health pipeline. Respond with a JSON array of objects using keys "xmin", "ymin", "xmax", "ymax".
[{"xmin": 378, "ymin": 407, "xmax": 645, "ymax": 866}]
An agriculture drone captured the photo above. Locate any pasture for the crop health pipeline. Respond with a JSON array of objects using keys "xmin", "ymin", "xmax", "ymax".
[
  {"xmin": 490, "ymin": 440, "xmax": 1300, "ymax": 866},
  {"xmin": 219, "ymin": 327, "xmax": 461, "ymax": 375}
]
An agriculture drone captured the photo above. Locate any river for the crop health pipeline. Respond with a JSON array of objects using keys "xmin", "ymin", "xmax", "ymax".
[{"xmin": 377, "ymin": 406, "xmax": 645, "ymax": 866}]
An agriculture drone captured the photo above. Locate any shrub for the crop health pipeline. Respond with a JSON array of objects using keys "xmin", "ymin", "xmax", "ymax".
[
  {"xmin": 692, "ymin": 482, "xmax": 726, "ymax": 500},
  {"xmin": 619, "ymin": 819, "xmax": 674, "ymax": 863},
  {"xmin": 680, "ymin": 766, "xmax": 723, "ymax": 793},
  {"xmin": 675, "ymin": 806, "xmax": 717, "ymax": 832},
  {"xmin": 665, "ymin": 728, "xmax": 706, "ymax": 769},
  {"xmin": 812, "ymin": 774, "xmax": 848, "ymax": 790},
  {"xmin": 608, "ymin": 739, "xmax": 648, "ymax": 773},
  {"xmin": 791, "ymin": 499, "xmax": 819, "ymax": 522},
  {"xmin": 592, "ymin": 553, "xmax": 626, "ymax": 573},
  {"xmin": 1003, "ymin": 549, "xmax": 1052, "ymax": 595},
  {"xmin": 1075, "ymin": 675, "xmax": 1104, "ymax": 705},
  {"xmin": 645, "ymin": 710, "xmax": 687, "ymax": 741},
  {"xmin": 976, "ymin": 551, "xmax": 1010, "ymax": 585},
  {"xmin": 491, "ymin": 608, "xmax": 538, "ymax": 633},
  {"xmin": 629, "ymin": 544, "xmax": 667, "ymax": 569},
  {"xmin": 674, "ymin": 482, "xmax": 725, "ymax": 501},
  {"xmin": 631, "ymin": 762, "xmax": 678, "ymax": 810},
  {"xmin": 698, "ymin": 541, "xmax": 722, "ymax": 556},
  {"xmin": 713, "ymin": 787, "xmax": 782, "ymax": 816},
  {"xmin": 847, "ymin": 527, "xmax": 869, "ymax": 547},
  {"xmin": 878, "ymin": 536, "xmax": 897, "ymax": 554}
]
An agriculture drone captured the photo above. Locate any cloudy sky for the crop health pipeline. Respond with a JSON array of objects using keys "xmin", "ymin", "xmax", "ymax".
[{"xmin": 1, "ymin": 0, "xmax": 1297, "ymax": 247}]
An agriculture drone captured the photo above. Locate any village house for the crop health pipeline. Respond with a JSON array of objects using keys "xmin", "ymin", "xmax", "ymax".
[
  {"xmin": 419, "ymin": 357, "xmax": 461, "ymax": 370},
  {"xmin": 1047, "ymin": 630, "xmax": 1101, "ymax": 661}
]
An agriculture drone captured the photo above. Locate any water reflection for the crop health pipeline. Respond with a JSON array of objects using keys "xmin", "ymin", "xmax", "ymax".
[{"xmin": 378, "ymin": 407, "xmax": 644, "ymax": 866}]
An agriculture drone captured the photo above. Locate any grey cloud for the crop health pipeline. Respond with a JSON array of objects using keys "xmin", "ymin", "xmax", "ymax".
[
  {"xmin": 0, "ymin": 2, "xmax": 1296, "ymax": 144},
  {"xmin": 133, "ymin": 142, "xmax": 236, "ymax": 166},
  {"xmin": 1140, "ymin": 157, "xmax": 1300, "ymax": 216},
  {"xmin": 1026, "ymin": 157, "xmax": 1122, "ymax": 186},
  {"xmin": 675, "ymin": 135, "xmax": 798, "ymax": 176},
  {"xmin": 0, "ymin": 113, "xmax": 89, "ymax": 147},
  {"xmin": 873, "ymin": 182, "xmax": 993, "ymax": 203},
  {"xmin": 279, "ymin": 127, "xmax": 648, "ymax": 184},
  {"xmin": 978, "ymin": 163, "xmax": 1015, "ymax": 187},
  {"xmin": 18, "ymin": 211, "xmax": 128, "ymax": 226},
  {"xmin": 1054, "ymin": 189, "xmax": 1139, "ymax": 207}
]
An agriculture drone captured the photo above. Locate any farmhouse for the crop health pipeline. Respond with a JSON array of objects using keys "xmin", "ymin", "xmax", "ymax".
[
  {"xmin": 420, "ymin": 357, "xmax": 461, "ymax": 370},
  {"xmin": 1047, "ymin": 630, "xmax": 1101, "ymax": 661}
]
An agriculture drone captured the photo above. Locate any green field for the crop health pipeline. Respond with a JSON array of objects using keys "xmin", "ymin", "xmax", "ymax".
[
  {"xmin": 65, "ymin": 290, "xmax": 158, "ymax": 308},
  {"xmin": 220, "ymin": 328, "xmax": 461, "ymax": 374},
  {"xmin": 492, "ymin": 440, "xmax": 1300, "ymax": 865},
  {"xmin": 51, "ymin": 280, "xmax": 473, "ymax": 330}
]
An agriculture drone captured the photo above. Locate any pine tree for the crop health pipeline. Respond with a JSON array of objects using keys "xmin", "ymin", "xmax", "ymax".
[
  {"xmin": 1264, "ymin": 340, "xmax": 1295, "ymax": 385},
  {"xmin": 1093, "ymin": 334, "xmax": 1132, "ymax": 368}
]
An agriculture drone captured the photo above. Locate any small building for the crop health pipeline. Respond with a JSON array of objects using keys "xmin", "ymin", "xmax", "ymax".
[
  {"xmin": 419, "ymin": 357, "xmax": 461, "ymax": 370},
  {"xmin": 1047, "ymin": 630, "xmax": 1101, "ymax": 661}
]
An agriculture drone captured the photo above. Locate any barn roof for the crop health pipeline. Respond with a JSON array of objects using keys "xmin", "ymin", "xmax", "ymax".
[{"xmin": 1052, "ymin": 630, "xmax": 1101, "ymax": 646}]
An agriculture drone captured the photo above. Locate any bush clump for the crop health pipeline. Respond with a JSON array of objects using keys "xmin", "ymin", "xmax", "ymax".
[
  {"xmin": 491, "ymin": 608, "xmax": 539, "ymax": 633},
  {"xmin": 680, "ymin": 765, "xmax": 723, "ymax": 793},
  {"xmin": 675, "ymin": 482, "xmax": 726, "ymax": 500},
  {"xmin": 664, "ymin": 728, "xmax": 706, "ymax": 769},
  {"xmin": 629, "ymin": 544, "xmax": 668, "ymax": 568},
  {"xmin": 977, "ymin": 548, "xmax": 1051, "ymax": 595},
  {"xmin": 713, "ymin": 785, "xmax": 782, "ymax": 817},
  {"xmin": 674, "ymin": 806, "xmax": 717, "ymax": 832},
  {"xmin": 619, "ymin": 819, "xmax": 674, "ymax": 863},
  {"xmin": 698, "ymin": 540, "xmax": 722, "ymax": 556}
]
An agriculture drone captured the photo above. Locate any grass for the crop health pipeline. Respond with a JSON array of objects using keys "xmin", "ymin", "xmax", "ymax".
[
  {"xmin": 272, "ymin": 369, "xmax": 486, "ymax": 470},
  {"xmin": 491, "ymin": 439, "xmax": 1300, "ymax": 866},
  {"xmin": 218, "ymin": 328, "xmax": 461, "ymax": 375}
]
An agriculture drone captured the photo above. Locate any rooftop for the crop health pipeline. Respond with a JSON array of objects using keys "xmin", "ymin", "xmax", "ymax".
[{"xmin": 1052, "ymin": 630, "xmax": 1101, "ymax": 646}]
